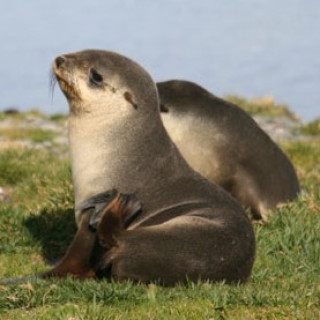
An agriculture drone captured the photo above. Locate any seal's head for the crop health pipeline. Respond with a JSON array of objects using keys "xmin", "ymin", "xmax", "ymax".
[{"xmin": 52, "ymin": 50, "xmax": 159, "ymax": 118}]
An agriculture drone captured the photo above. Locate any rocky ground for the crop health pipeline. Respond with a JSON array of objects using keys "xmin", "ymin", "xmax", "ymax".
[
  {"xmin": 253, "ymin": 115, "xmax": 305, "ymax": 141},
  {"xmin": 0, "ymin": 112, "xmax": 314, "ymax": 155},
  {"xmin": 0, "ymin": 114, "xmax": 68, "ymax": 156}
]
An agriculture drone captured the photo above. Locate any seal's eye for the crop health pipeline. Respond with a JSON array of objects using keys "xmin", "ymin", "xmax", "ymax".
[{"xmin": 89, "ymin": 68, "xmax": 103, "ymax": 86}]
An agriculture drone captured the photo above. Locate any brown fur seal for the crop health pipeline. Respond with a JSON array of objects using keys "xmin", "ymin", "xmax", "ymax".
[
  {"xmin": 55, "ymin": 50, "xmax": 256, "ymax": 285},
  {"xmin": 157, "ymin": 80, "xmax": 300, "ymax": 220},
  {"xmin": 1, "ymin": 50, "xmax": 255, "ymax": 285}
]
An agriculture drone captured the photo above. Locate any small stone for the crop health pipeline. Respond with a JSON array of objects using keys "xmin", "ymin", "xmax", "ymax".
[{"xmin": 0, "ymin": 187, "xmax": 5, "ymax": 201}]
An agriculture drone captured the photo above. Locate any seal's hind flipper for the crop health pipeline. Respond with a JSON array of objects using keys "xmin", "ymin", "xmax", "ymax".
[
  {"xmin": 77, "ymin": 189, "xmax": 118, "ymax": 212},
  {"xmin": 76, "ymin": 189, "xmax": 118, "ymax": 232},
  {"xmin": 89, "ymin": 191, "xmax": 142, "ymax": 232},
  {"xmin": 96, "ymin": 193, "xmax": 142, "ymax": 249},
  {"xmin": 121, "ymin": 193, "xmax": 142, "ymax": 228}
]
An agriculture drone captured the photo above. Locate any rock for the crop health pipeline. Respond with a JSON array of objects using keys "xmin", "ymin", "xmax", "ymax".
[
  {"xmin": 0, "ymin": 187, "xmax": 5, "ymax": 201},
  {"xmin": 0, "ymin": 186, "xmax": 12, "ymax": 202},
  {"xmin": 253, "ymin": 116, "xmax": 302, "ymax": 142}
]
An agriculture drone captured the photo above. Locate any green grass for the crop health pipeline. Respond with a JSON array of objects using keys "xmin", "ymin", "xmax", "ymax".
[
  {"xmin": 299, "ymin": 118, "xmax": 320, "ymax": 136},
  {"xmin": 0, "ymin": 128, "xmax": 58, "ymax": 144},
  {"xmin": 49, "ymin": 114, "xmax": 67, "ymax": 123},
  {"xmin": 225, "ymin": 94, "xmax": 298, "ymax": 119},
  {"xmin": 0, "ymin": 141, "xmax": 319, "ymax": 319},
  {"xmin": 0, "ymin": 110, "xmax": 67, "ymax": 123}
]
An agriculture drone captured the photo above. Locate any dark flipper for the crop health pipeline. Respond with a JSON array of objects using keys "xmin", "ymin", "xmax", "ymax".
[
  {"xmin": 77, "ymin": 189, "xmax": 119, "ymax": 232},
  {"xmin": 89, "ymin": 192, "xmax": 142, "ymax": 232},
  {"xmin": 93, "ymin": 193, "xmax": 142, "ymax": 247},
  {"xmin": 40, "ymin": 210, "xmax": 96, "ymax": 279},
  {"xmin": 77, "ymin": 189, "xmax": 118, "ymax": 213}
]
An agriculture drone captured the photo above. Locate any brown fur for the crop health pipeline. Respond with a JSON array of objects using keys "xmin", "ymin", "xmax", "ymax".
[
  {"xmin": 1, "ymin": 55, "xmax": 257, "ymax": 286},
  {"xmin": 41, "ymin": 191, "xmax": 141, "ymax": 280},
  {"xmin": 158, "ymin": 80, "xmax": 300, "ymax": 220},
  {"xmin": 50, "ymin": 50, "xmax": 255, "ymax": 285}
]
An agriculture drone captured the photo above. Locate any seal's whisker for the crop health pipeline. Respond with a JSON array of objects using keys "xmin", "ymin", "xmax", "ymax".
[{"xmin": 49, "ymin": 69, "xmax": 57, "ymax": 101}]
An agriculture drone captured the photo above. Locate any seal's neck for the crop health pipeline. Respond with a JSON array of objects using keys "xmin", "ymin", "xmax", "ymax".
[{"xmin": 69, "ymin": 104, "xmax": 187, "ymax": 223}]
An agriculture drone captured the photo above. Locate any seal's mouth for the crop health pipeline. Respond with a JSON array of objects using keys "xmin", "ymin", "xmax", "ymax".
[
  {"xmin": 52, "ymin": 65, "xmax": 80, "ymax": 100},
  {"xmin": 58, "ymin": 77, "xmax": 79, "ymax": 100}
]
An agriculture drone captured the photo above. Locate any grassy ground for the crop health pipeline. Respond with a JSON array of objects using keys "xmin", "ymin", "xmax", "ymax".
[
  {"xmin": 0, "ymin": 128, "xmax": 58, "ymax": 144},
  {"xmin": 299, "ymin": 118, "xmax": 320, "ymax": 136},
  {"xmin": 225, "ymin": 94, "xmax": 297, "ymax": 120},
  {"xmin": 0, "ymin": 111, "xmax": 319, "ymax": 319}
]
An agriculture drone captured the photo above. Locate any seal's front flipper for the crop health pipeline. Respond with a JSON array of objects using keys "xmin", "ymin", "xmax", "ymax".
[
  {"xmin": 43, "ymin": 191, "xmax": 141, "ymax": 280},
  {"xmin": 41, "ymin": 210, "xmax": 96, "ymax": 279}
]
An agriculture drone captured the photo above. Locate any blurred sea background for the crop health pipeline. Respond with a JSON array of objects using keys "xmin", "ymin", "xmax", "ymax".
[{"xmin": 1, "ymin": 0, "xmax": 319, "ymax": 120}]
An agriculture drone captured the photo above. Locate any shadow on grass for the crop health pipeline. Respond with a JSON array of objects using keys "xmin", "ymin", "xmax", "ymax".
[{"xmin": 23, "ymin": 207, "xmax": 77, "ymax": 263}]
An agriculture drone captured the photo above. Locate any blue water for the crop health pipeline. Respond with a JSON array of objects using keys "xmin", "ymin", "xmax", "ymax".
[{"xmin": 1, "ymin": 0, "xmax": 319, "ymax": 120}]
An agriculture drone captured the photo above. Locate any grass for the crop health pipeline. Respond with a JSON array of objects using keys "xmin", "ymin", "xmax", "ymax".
[
  {"xmin": 225, "ymin": 94, "xmax": 298, "ymax": 120},
  {"xmin": 0, "ymin": 128, "xmax": 58, "ymax": 144},
  {"xmin": 0, "ymin": 110, "xmax": 61, "ymax": 144},
  {"xmin": 0, "ymin": 137, "xmax": 319, "ymax": 318},
  {"xmin": 49, "ymin": 114, "xmax": 67, "ymax": 123},
  {"xmin": 0, "ymin": 111, "xmax": 67, "ymax": 123},
  {"xmin": 299, "ymin": 118, "xmax": 320, "ymax": 136}
]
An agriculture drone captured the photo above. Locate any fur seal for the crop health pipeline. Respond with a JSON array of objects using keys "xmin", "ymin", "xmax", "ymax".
[
  {"xmin": 56, "ymin": 50, "xmax": 256, "ymax": 284},
  {"xmin": 2, "ymin": 50, "xmax": 255, "ymax": 285},
  {"xmin": 157, "ymin": 80, "xmax": 300, "ymax": 220}
]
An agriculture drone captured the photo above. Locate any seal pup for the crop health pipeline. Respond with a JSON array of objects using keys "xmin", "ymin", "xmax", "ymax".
[
  {"xmin": 49, "ymin": 50, "xmax": 255, "ymax": 285},
  {"xmin": 158, "ymin": 80, "xmax": 300, "ymax": 220}
]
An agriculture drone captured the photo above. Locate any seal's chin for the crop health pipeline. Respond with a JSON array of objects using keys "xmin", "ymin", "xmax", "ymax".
[{"xmin": 54, "ymin": 74, "xmax": 80, "ymax": 101}]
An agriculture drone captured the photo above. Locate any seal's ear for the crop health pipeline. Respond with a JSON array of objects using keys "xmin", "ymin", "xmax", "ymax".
[
  {"xmin": 160, "ymin": 103, "xmax": 169, "ymax": 113},
  {"xmin": 124, "ymin": 91, "xmax": 138, "ymax": 109}
]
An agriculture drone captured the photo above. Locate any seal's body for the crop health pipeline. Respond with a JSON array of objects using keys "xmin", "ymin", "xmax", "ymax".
[
  {"xmin": 158, "ymin": 80, "xmax": 300, "ymax": 220},
  {"xmin": 50, "ymin": 50, "xmax": 255, "ymax": 285}
]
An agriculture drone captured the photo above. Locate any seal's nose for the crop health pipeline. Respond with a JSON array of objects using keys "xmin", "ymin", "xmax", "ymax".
[{"xmin": 55, "ymin": 56, "xmax": 65, "ymax": 69}]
